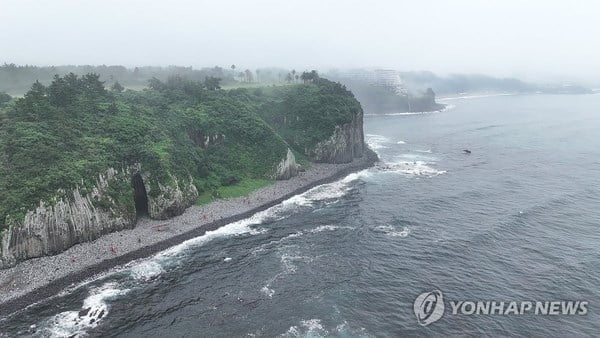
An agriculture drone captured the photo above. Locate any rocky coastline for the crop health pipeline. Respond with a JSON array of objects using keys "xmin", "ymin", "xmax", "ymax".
[{"xmin": 0, "ymin": 149, "xmax": 378, "ymax": 316}]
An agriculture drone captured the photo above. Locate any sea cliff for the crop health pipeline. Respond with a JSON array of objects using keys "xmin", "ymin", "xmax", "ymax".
[{"xmin": 0, "ymin": 74, "xmax": 368, "ymax": 269}]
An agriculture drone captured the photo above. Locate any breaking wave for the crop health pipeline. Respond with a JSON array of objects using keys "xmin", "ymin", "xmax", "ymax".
[
  {"xmin": 34, "ymin": 283, "xmax": 128, "ymax": 338},
  {"xmin": 378, "ymin": 160, "xmax": 446, "ymax": 177},
  {"xmin": 365, "ymin": 133, "xmax": 391, "ymax": 150}
]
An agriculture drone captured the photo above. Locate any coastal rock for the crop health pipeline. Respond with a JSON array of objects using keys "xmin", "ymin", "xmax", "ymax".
[
  {"xmin": 274, "ymin": 148, "xmax": 298, "ymax": 180},
  {"xmin": 0, "ymin": 168, "xmax": 136, "ymax": 269},
  {"xmin": 0, "ymin": 167, "xmax": 199, "ymax": 269},
  {"xmin": 146, "ymin": 175, "xmax": 198, "ymax": 219},
  {"xmin": 308, "ymin": 109, "xmax": 365, "ymax": 163}
]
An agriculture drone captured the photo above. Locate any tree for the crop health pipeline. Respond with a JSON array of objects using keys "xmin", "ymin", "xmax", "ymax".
[
  {"xmin": 204, "ymin": 76, "xmax": 221, "ymax": 90},
  {"xmin": 300, "ymin": 70, "xmax": 319, "ymax": 83},
  {"xmin": 25, "ymin": 81, "xmax": 47, "ymax": 101},
  {"xmin": 48, "ymin": 74, "xmax": 70, "ymax": 106},
  {"xmin": 0, "ymin": 91, "xmax": 10, "ymax": 105},
  {"xmin": 291, "ymin": 69, "xmax": 296, "ymax": 82},
  {"xmin": 111, "ymin": 81, "xmax": 124, "ymax": 92},
  {"xmin": 285, "ymin": 73, "xmax": 293, "ymax": 83},
  {"xmin": 256, "ymin": 69, "xmax": 261, "ymax": 83},
  {"xmin": 81, "ymin": 73, "xmax": 106, "ymax": 95},
  {"xmin": 231, "ymin": 64, "xmax": 236, "ymax": 76},
  {"xmin": 244, "ymin": 69, "xmax": 254, "ymax": 83},
  {"xmin": 148, "ymin": 77, "xmax": 165, "ymax": 91}
]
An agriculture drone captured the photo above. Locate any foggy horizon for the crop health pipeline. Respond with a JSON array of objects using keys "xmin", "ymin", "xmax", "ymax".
[{"xmin": 2, "ymin": 0, "xmax": 600, "ymax": 85}]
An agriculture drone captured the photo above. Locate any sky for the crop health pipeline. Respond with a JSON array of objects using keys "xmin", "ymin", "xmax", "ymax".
[{"xmin": 1, "ymin": 0, "xmax": 599, "ymax": 83}]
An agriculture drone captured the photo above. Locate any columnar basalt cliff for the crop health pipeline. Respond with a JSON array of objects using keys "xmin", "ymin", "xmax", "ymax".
[
  {"xmin": 308, "ymin": 109, "xmax": 364, "ymax": 163},
  {"xmin": 0, "ymin": 166, "xmax": 201, "ymax": 269},
  {"xmin": 0, "ymin": 168, "xmax": 135, "ymax": 269}
]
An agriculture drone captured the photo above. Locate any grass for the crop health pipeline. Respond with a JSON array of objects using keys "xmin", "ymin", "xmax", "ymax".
[
  {"xmin": 195, "ymin": 178, "xmax": 273, "ymax": 205},
  {"xmin": 292, "ymin": 149, "xmax": 312, "ymax": 170}
]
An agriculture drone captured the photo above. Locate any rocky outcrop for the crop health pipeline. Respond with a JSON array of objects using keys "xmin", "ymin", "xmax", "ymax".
[
  {"xmin": 0, "ymin": 166, "xmax": 199, "ymax": 269},
  {"xmin": 146, "ymin": 174, "xmax": 198, "ymax": 219},
  {"xmin": 274, "ymin": 148, "xmax": 298, "ymax": 180},
  {"xmin": 0, "ymin": 168, "xmax": 136, "ymax": 269},
  {"xmin": 308, "ymin": 109, "xmax": 365, "ymax": 163}
]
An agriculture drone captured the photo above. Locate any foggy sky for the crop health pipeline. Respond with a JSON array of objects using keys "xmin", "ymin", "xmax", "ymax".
[{"xmin": 1, "ymin": 0, "xmax": 599, "ymax": 83}]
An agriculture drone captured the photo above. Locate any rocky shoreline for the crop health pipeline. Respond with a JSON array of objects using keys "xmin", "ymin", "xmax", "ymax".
[{"xmin": 0, "ymin": 149, "xmax": 377, "ymax": 317}]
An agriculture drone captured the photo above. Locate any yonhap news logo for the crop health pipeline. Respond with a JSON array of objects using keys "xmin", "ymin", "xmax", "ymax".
[
  {"xmin": 414, "ymin": 290, "xmax": 445, "ymax": 326},
  {"xmin": 414, "ymin": 289, "xmax": 588, "ymax": 326}
]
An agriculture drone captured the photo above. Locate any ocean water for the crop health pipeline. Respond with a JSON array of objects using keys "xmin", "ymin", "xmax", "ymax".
[{"xmin": 2, "ymin": 94, "xmax": 600, "ymax": 337}]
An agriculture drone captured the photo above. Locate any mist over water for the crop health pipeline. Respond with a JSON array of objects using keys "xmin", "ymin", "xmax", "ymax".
[{"xmin": 2, "ymin": 94, "xmax": 600, "ymax": 336}]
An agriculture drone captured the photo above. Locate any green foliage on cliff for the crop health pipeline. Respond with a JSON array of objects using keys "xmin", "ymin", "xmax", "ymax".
[
  {"xmin": 0, "ymin": 73, "xmax": 360, "ymax": 229},
  {"xmin": 256, "ymin": 78, "xmax": 362, "ymax": 151}
]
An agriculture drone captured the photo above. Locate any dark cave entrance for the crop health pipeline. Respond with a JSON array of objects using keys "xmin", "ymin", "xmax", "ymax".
[{"xmin": 132, "ymin": 173, "xmax": 149, "ymax": 216}]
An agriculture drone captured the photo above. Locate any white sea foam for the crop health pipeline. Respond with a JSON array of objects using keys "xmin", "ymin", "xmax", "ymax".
[
  {"xmin": 261, "ymin": 286, "xmax": 275, "ymax": 298},
  {"xmin": 365, "ymin": 134, "xmax": 391, "ymax": 150},
  {"xmin": 309, "ymin": 225, "xmax": 355, "ymax": 233},
  {"xmin": 280, "ymin": 253, "xmax": 311, "ymax": 274},
  {"xmin": 379, "ymin": 160, "xmax": 446, "ymax": 177},
  {"xmin": 438, "ymin": 93, "xmax": 514, "ymax": 101},
  {"xmin": 129, "ymin": 261, "xmax": 164, "ymax": 281},
  {"xmin": 280, "ymin": 169, "xmax": 370, "ymax": 208},
  {"xmin": 156, "ymin": 212, "xmax": 270, "ymax": 260},
  {"xmin": 390, "ymin": 227, "xmax": 411, "ymax": 237},
  {"xmin": 39, "ymin": 283, "xmax": 128, "ymax": 337},
  {"xmin": 375, "ymin": 225, "xmax": 411, "ymax": 238},
  {"xmin": 394, "ymin": 153, "xmax": 438, "ymax": 162},
  {"xmin": 279, "ymin": 319, "xmax": 330, "ymax": 337},
  {"xmin": 342, "ymin": 169, "xmax": 372, "ymax": 183}
]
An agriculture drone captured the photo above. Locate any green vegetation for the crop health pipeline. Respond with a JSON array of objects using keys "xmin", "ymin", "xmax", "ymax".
[
  {"xmin": 196, "ymin": 178, "xmax": 273, "ymax": 204},
  {"xmin": 0, "ymin": 71, "xmax": 361, "ymax": 230},
  {"xmin": 0, "ymin": 92, "xmax": 11, "ymax": 105},
  {"xmin": 257, "ymin": 77, "xmax": 361, "ymax": 151}
]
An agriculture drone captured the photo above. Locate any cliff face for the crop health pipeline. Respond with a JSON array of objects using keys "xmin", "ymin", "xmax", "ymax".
[
  {"xmin": 146, "ymin": 175, "xmax": 198, "ymax": 220},
  {"xmin": 0, "ymin": 168, "xmax": 134, "ymax": 269},
  {"xmin": 0, "ymin": 166, "xmax": 198, "ymax": 269},
  {"xmin": 308, "ymin": 109, "xmax": 365, "ymax": 163}
]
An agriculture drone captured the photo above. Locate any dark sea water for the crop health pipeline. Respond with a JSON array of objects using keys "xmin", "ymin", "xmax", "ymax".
[{"xmin": 3, "ymin": 94, "xmax": 600, "ymax": 337}]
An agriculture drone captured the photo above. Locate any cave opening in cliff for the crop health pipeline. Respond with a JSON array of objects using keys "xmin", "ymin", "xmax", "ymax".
[{"xmin": 132, "ymin": 174, "xmax": 149, "ymax": 216}]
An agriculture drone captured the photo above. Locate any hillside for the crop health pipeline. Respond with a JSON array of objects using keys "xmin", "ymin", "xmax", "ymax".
[{"xmin": 0, "ymin": 74, "xmax": 365, "ymax": 268}]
